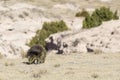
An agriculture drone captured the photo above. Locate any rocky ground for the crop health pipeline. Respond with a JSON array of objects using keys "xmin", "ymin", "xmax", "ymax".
[{"xmin": 48, "ymin": 20, "xmax": 120, "ymax": 54}]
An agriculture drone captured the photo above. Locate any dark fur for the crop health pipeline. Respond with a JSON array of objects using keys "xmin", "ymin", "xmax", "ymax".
[
  {"xmin": 27, "ymin": 44, "xmax": 46, "ymax": 64},
  {"xmin": 27, "ymin": 45, "xmax": 43, "ymax": 57}
]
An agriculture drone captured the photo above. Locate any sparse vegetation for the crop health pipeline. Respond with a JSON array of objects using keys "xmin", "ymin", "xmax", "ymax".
[
  {"xmin": 54, "ymin": 64, "xmax": 60, "ymax": 67},
  {"xmin": 38, "ymin": 70, "xmax": 47, "ymax": 74},
  {"xmin": 29, "ymin": 20, "xmax": 68, "ymax": 47},
  {"xmin": 32, "ymin": 73, "xmax": 41, "ymax": 78},
  {"xmin": 83, "ymin": 7, "xmax": 119, "ymax": 29},
  {"xmin": 1, "ymin": 53, "xmax": 120, "ymax": 80},
  {"xmin": 95, "ymin": 7, "xmax": 113, "ymax": 21},
  {"xmin": 91, "ymin": 73, "xmax": 99, "ymax": 78},
  {"xmin": 5, "ymin": 62, "xmax": 14, "ymax": 66}
]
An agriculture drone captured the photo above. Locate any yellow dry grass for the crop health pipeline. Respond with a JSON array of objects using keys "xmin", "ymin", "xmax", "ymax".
[{"xmin": 0, "ymin": 52, "xmax": 120, "ymax": 80}]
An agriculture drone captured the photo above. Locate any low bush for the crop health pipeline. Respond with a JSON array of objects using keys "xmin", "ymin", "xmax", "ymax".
[
  {"xmin": 75, "ymin": 9, "xmax": 89, "ymax": 17},
  {"xmin": 28, "ymin": 20, "xmax": 68, "ymax": 47},
  {"xmin": 83, "ymin": 7, "xmax": 119, "ymax": 29},
  {"xmin": 94, "ymin": 7, "xmax": 113, "ymax": 21},
  {"xmin": 83, "ymin": 11, "xmax": 102, "ymax": 28}
]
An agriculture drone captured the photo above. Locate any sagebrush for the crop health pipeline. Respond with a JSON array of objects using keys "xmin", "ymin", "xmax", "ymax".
[
  {"xmin": 83, "ymin": 7, "xmax": 119, "ymax": 29},
  {"xmin": 28, "ymin": 20, "xmax": 68, "ymax": 47}
]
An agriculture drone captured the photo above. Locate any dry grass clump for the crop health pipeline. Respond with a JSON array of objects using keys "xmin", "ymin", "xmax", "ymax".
[
  {"xmin": 4, "ymin": 62, "xmax": 14, "ymax": 66},
  {"xmin": 54, "ymin": 64, "xmax": 61, "ymax": 68},
  {"xmin": 21, "ymin": 49, "xmax": 27, "ymax": 59},
  {"xmin": 38, "ymin": 69, "xmax": 47, "ymax": 74},
  {"xmin": 75, "ymin": 9, "xmax": 89, "ymax": 17},
  {"xmin": 32, "ymin": 73, "xmax": 41, "ymax": 78},
  {"xmin": 91, "ymin": 73, "xmax": 99, "ymax": 78},
  {"xmin": 32, "ymin": 69, "xmax": 47, "ymax": 78}
]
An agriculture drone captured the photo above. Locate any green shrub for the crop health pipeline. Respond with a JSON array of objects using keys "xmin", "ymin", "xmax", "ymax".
[
  {"xmin": 28, "ymin": 20, "xmax": 68, "ymax": 47},
  {"xmin": 75, "ymin": 9, "xmax": 89, "ymax": 17},
  {"xmin": 83, "ymin": 7, "xmax": 119, "ymax": 29},
  {"xmin": 83, "ymin": 13, "xmax": 102, "ymax": 28},
  {"xmin": 91, "ymin": 11, "xmax": 102, "ymax": 27},
  {"xmin": 113, "ymin": 10, "xmax": 119, "ymax": 20},
  {"xmin": 83, "ymin": 14, "xmax": 92, "ymax": 28},
  {"xmin": 95, "ymin": 7, "xmax": 113, "ymax": 21}
]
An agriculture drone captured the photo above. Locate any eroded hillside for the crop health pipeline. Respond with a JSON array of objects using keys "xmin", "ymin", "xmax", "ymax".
[{"xmin": 0, "ymin": 0, "xmax": 119, "ymax": 58}]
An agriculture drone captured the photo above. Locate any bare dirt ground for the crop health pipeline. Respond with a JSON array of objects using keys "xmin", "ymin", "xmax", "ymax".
[{"xmin": 0, "ymin": 52, "xmax": 120, "ymax": 80}]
